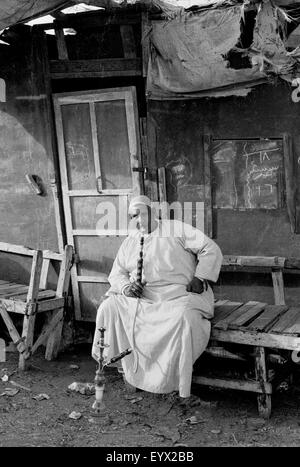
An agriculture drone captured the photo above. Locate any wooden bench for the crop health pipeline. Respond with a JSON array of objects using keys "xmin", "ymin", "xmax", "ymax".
[
  {"xmin": 193, "ymin": 255, "xmax": 300, "ymax": 418},
  {"xmin": 0, "ymin": 242, "xmax": 73, "ymax": 369}
]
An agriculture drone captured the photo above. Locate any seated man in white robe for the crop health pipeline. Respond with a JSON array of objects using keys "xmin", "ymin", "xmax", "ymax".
[{"xmin": 92, "ymin": 195, "xmax": 223, "ymax": 398}]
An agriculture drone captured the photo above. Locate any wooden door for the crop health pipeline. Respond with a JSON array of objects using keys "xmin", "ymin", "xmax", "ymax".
[{"xmin": 53, "ymin": 87, "xmax": 143, "ymax": 321}]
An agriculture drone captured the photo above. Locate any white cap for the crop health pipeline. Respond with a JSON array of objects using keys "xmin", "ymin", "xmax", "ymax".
[{"xmin": 128, "ymin": 195, "xmax": 152, "ymax": 215}]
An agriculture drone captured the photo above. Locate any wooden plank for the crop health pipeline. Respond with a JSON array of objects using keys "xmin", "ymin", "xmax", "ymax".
[
  {"xmin": 54, "ymin": 23, "xmax": 69, "ymax": 60},
  {"xmin": 211, "ymin": 327, "xmax": 300, "ymax": 351},
  {"xmin": 15, "ymin": 290, "xmax": 56, "ymax": 302},
  {"xmin": 37, "ymin": 298, "xmax": 65, "ymax": 312},
  {"xmin": 271, "ymin": 269, "xmax": 285, "ymax": 305},
  {"xmin": 192, "ymin": 375, "xmax": 272, "ymax": 395},
  {"xmin": 0, "ymin": 306, "xmax": 27, "ymax": 356},
  {"xmin": 19, "ymin": 250, "xmax": 43, "ymax": 370},
  {"xmin": 141, "ymin": 11, "xmax": 151, "ymax": 78},
  {"xmin": 125, "ymin": 87, "xmax": 142, "ymax": 197},
  {"xmin": 56, "ymin": 244, "xmax": 73, "ymax": 298},
  {"xmin": 222, "ymin": 255, "xmax": 286, "ymax": 268},
  {"xmin": 0, "ymin": 242, "xmax": 63, "ymax": 261},
  {"xmin": 203, "ymin": 135, "xmax": 213, "ymax": 238},
  {"xmin": 217, "ymin": 301, "xmax": 263, "ymax": 331},
  {"xmin": 53, "ymin": 11, "xmax": 141, "ymax": 29},
  {"xmin": 0, "ymin": 286, "xmax": 29, "ymax": 298},
  {"xmin": 32, "ymin": 307, "xmax": 64, "ymax": 356},
  {"xmin": 68, "ymin": 189, "xmax": 132, "ymax": 196},
  {"xmin": 255, "ymin": 347, "xmax": 272, "ymax": 418},
  {"xmin": 120, "ymin": 25, "xmax": 137, "ymax": 58},
  {"xmin": 282, "ymin": 312, "xmax": 300, "ymax": 335},
  {"xmin": 283, "ymin": 133, "xmax": 297, "ymax": 233},
  {"xmin": 45, "ymin": 308, "xmax": 64, "ymax": 360},
  {"xmin": 230, "ymin": 302, "xmax": 267, "ymax": 329},
  {"xmin": 269, "ymin": 307, "xmax": 300, "ymax": 334},
  {"xmin": 157, "ymin": 167, "xmax": 167, "ymax": 220},
  {"xmin": 73, "ymin": 229, "xmax": 128, "ymax": 236},
  {"xmin": 89, "ymin": 102, "xmax": 102, "ymax": 192},
  {"xmin": 77, "ymin": 275, "xmax": 109, "ymax": 283},
  {"xmin": 39, "ymin": 258, "xmax": 50, "ymax": 290},
  {"xmin": 212, "ymin": 302, "xmax": 243, "ymax": 327},
  {"xmin": 50, "ymin": 58, "xmax": 142, "ymax": 79},
  {"xmin": 50, "ymin": 176, "xmax": 65, "ymax": 253},
  {"xmin": 0, "ymin": 285, "xmax": 29, "ymax": 296},
  {"xmin": 0, "ymin": 283, "xmax": 25, "ymax": 292},
  {"xmin": 246, "ymin": 305, "xmax": 288, "ymax": 332}
]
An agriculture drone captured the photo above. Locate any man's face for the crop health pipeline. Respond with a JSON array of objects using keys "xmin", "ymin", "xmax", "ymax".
[{"xmin": 130, "ymin": 205, "xmax": 155, "ymax": 233}]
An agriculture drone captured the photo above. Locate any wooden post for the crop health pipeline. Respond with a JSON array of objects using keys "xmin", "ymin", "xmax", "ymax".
[
  {"xmin": 120, "ymin": 25, "xmax": 137, "ymax": 58},
  {"xmin": 271, "ymin": 269, "xmax": 285, "ymax": 305},
  {"xmin": 254, "ymin": 346, "xmax": 272, "ymax": 419},
  {"xmin": 19, "ymin": 250, "xmax": 43, "ymax": 370},
  {"xmin": 141, "ymin": 11, "xmax": 151, "ymax": 79},
  {"xmin": 39, "ymin": 258, "xmax": 50, "ymax": 290},
  {"xmin": 45, "ymin": 245, "xmax": 73, "ymax": 360},
  {"xmin": 203, "ymin": 135, "xmax": 213, "ymax": 238},
  {"xmin": 283, "ymin": 133, "xmax": 297, "ymax": 233},
  {"xmin": 0, "ymin": 305, "xmax": 27, "ymax": 354},
  {"xmin": 54, "ymin": 21, "xmax": 69, "ymax": 60}
]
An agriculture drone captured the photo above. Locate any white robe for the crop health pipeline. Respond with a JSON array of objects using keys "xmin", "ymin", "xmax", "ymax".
[{"xmin": 92, "ymin": 220, "xmax": 223, "ymax": 397}]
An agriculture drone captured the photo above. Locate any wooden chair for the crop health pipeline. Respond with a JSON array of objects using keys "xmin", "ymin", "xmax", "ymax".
[{"xmin": 0, "ymin": 242, "xmax": 73, "ymax": 369}]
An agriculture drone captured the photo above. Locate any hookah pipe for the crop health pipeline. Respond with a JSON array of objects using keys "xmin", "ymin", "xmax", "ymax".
[
  {"xmin": 92, "ymin": 327, "xmax": 132, "ymax": 414},
  {"xmin": 92, "ymin": 235, "xmax": 145, "ymax": 413},
  {"xmin": 136, "ymin": 234, "xmax": 144, "ymax": 285}
]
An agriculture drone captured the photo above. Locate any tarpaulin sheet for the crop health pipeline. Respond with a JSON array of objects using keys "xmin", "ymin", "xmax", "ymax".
[
  {"xmin": 147, "ymin": 5, "xmax": 267, "ymax": 99},
  {"xmin": 0, "ymin": 0, "xmax": 69, "ymax": 30}
]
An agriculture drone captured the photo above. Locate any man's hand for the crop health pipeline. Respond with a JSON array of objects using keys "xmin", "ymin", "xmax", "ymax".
[
  {"xmin": 123, "ymin": 281, "xmax": 146, "ymax": 298},
  {"xmin": 186, "ymin": 277, "xmax": 207, "ymax": 294}
]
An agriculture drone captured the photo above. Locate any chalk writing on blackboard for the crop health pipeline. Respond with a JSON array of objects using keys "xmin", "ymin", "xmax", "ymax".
[{"xmin": 211, "ymin": 139, "xmax": 284, "ymax": 209}]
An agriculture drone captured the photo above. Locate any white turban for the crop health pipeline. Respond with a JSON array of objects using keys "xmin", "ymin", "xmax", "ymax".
[{"xmin": 128, "ymin": 195, "xmax": 152, "ymax": 215}]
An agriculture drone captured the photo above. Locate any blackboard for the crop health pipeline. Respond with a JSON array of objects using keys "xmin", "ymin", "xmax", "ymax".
[{"xmin": 211, "ymin": 139, "xmax": 285, "ymax": 209}]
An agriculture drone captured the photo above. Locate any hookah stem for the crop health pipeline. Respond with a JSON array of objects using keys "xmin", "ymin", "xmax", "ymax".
[
  {"xmin": 136, "ymin": 235, "xmax": 144, "ymax": 285},
  {"xmin": 93, "ymin": 327, "xmax": 106, "ymax": 413},
  {"xmin": 131, "ymin": 235, "xmax": 144, "ymax": 374}
]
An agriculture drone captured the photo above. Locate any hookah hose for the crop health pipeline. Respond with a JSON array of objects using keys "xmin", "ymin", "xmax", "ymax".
[{"xmin": 131, "ymin": 234, "xmax": 144, "ymax": 374}]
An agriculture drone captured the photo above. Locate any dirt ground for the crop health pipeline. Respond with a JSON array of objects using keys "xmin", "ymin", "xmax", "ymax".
[{"xmin": 1, "ymin": 345, "xmax": 300, "ymax": 447}]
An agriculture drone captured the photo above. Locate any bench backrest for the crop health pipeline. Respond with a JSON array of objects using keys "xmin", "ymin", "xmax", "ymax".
[
  {"xmin": 221, "ymin": 255, "xmax": 300, "ymax": 306},
  {"xmin": 0, "ymin": 242, "xmax": 73, "ymax": 300}
]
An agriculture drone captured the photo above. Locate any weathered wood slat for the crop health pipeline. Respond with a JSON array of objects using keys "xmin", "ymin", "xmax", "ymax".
[
  {"xmin": 0, "ymin": 286, "xmax": 29, "ymax": 298},
  {"xmin": 222, "ymin": 255, "xmax": 286, "ymax": 268},
  {"xmin": 0, "ymin": 284, "xmax": 28, "ymax": 295},
  {"xmin": 19, "ymin": 250, "xmax": 43, "ymax": 370},
  {"xmin": 13, "ymin": 290, "xmax": 56, "ymax": 302},
  {"xmin": 0, "ymin": 306, "xmax": 26, "ymax": 353},
  {"xmin": 283, "ymin": 133, "xmax": 297, "ymax": 233},
  {"xmin": 216, "ymin": 301, "xmax": 260, "ymax": 331},
  {"xmin": 192, "ymin": 375, "xmax": 272, "ymax": 395},
  {"xmin": 246, "ymin": 305, "xmax": 288, "ymax": 332},
  {"xmin": 271, "ymin": 270, "xmax": 285, "ymax": 305},
  {"xmin": 282, "ymin": 314, "xmax": 300, "ymax": 335},
  {"xmin": 50, "ymin": 58, "xmax": 142, "ymax": 79},
  {"xmin": 212, "ymin": 302, "xmax": 243, "ymax": 326},
  {"xmin": 211, "ymin": 328, "xmax": 300, "ymax": 351},
  {"xmin": 0, "ymin": 282, "xmax": 24, "ymax": 290},
  {"xmin": 269, "ymin": 307, "xmax": 300, "ymax": 334},
  {"xmin": 0, "ymin": 242, "xmax": 63, "ymax": 260},
  {"xmin": 120, "ymin": 25, "xmax": 137, "ymax": 58},
  {"xmin": 230, "ymin": 302, "xmax": 267, "ymax": 329}
]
